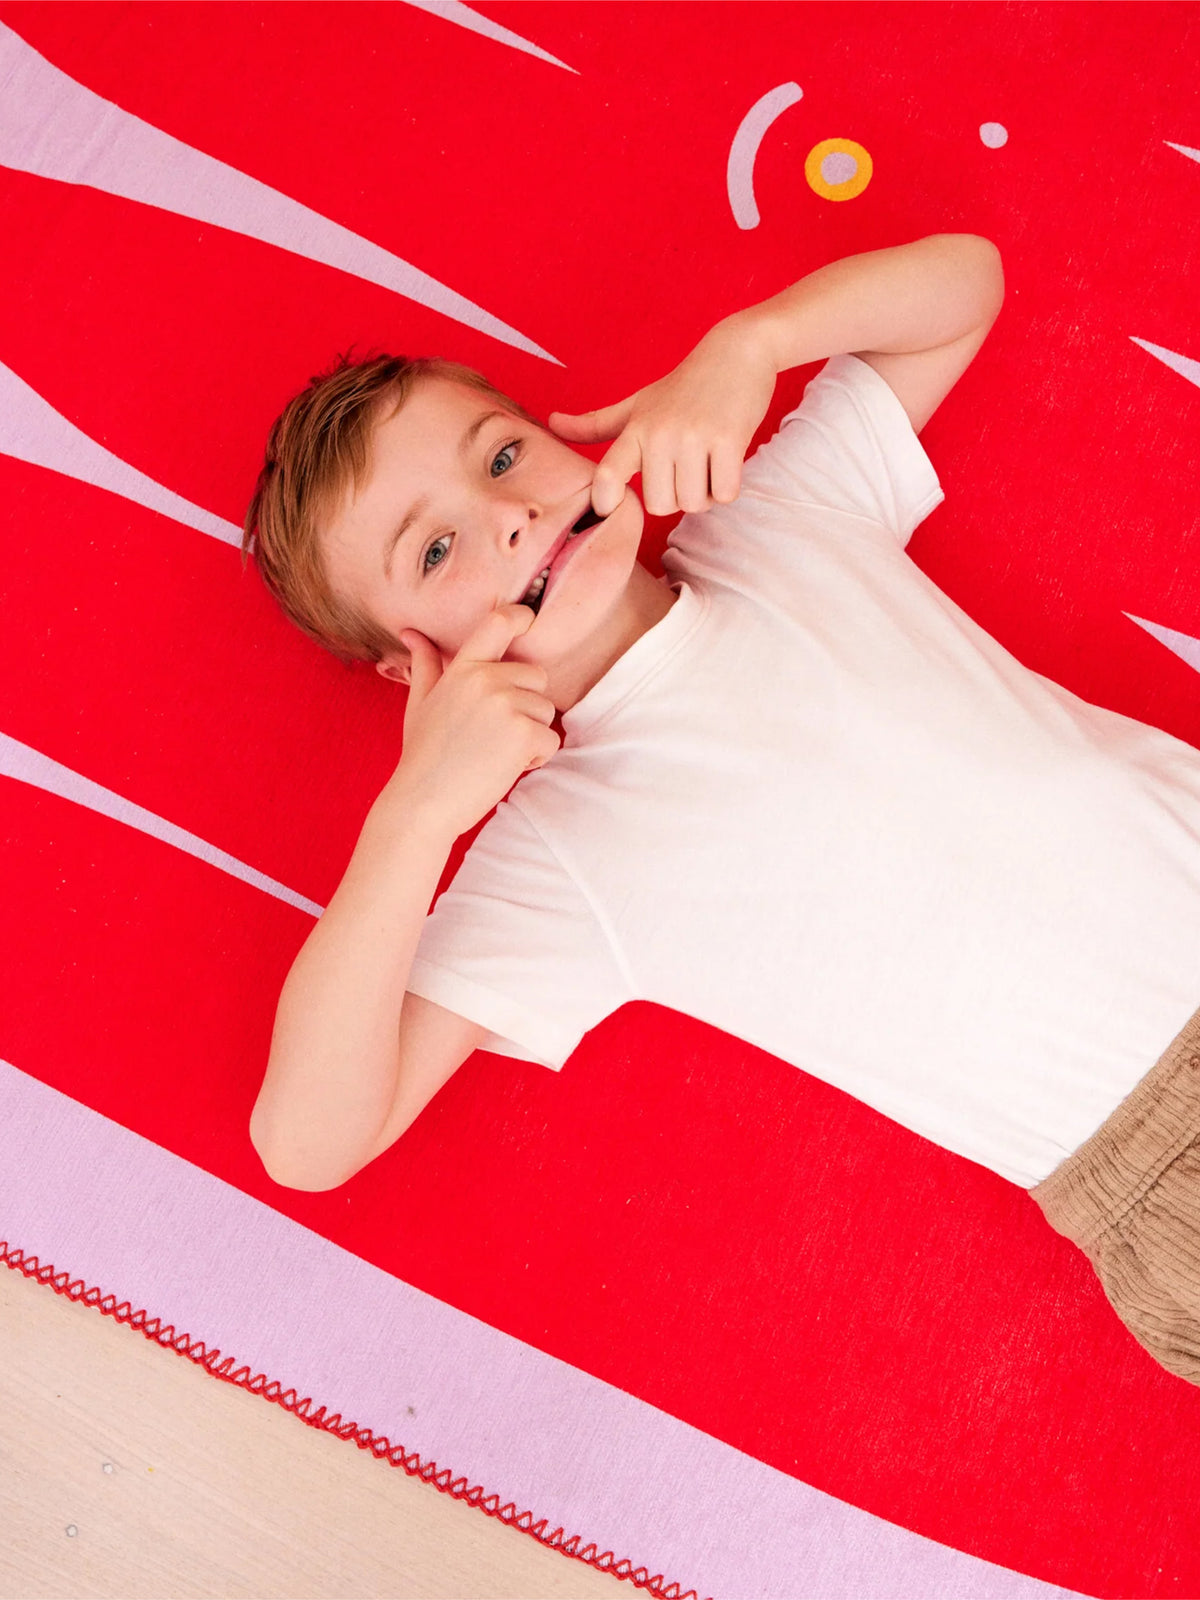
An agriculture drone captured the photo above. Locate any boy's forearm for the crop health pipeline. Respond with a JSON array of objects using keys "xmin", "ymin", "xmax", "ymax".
[
  {"xmin": 729, "ymin": 233, "xmax": 1005, "ymax": 375},
  {"xmin": 249, "ymin": 780, "xmax": 457, "ymax": 1191}
]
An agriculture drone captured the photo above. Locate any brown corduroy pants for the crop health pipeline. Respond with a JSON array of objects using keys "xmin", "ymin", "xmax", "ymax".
[{"xmin": 1028, "ymin": 1003, "xmax": 1200, "ymax": 1384}]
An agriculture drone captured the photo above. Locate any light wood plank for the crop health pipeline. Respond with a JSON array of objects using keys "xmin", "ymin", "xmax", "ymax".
[{"xmin": 0, "ymin": 1264, "xmax": 630, "ymax": 1600}]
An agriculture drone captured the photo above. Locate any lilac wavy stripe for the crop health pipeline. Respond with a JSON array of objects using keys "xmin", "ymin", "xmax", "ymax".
[
  {"xmin": 0, "ymin": 360, "xmax": 241, "ymax": 547},
  {"xmin": 404, "ymin": 0, "xmax": 577, "ymax": 73},
  {"xmin": 0, "ymin": 731, "xmax": 323, "ymax": 920},
  {"xmin": 0, "ymin": 22, "xmax": 558, "ymax": 364},
  {"xmin": 1124, "ymin": 614, "xmax": 1200, "ymax": 675},
  {"xmin": 1120, "ymin": 341, "xmax": 1199, "ymax": 674},
  {"xmin": 0, "ymin": 1060, "xmax": 1085, "ymax": 1600},
  {"xmin": 1128, "ymin": 336, "xmax": 1200, "ymax": 391}
]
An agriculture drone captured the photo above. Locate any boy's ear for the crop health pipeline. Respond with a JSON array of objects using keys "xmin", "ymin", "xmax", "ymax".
[{"xmin": 376, "ymin": 655, "xmax": 410, "ymax": 686}]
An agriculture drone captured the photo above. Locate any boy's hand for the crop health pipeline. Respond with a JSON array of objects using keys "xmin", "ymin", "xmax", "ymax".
[
  {"xmin": 548, "ymin": 318, "xmax": 776, "ymax": 519},
  {"xmin": 391, "ymin": 606, "xmax": 560, "ymax": 840}
]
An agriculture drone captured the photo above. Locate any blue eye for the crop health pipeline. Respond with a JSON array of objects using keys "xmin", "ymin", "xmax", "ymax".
[
  {"xmin": 423, "ymin": 534, "xmax": 451, "ymax": 574},
  {"xmin": 420, "ymin": 441, "xmax": 519, "ymax": 575},
  {"xmin": 490, "ymin": 441, "xmax": 519, "ymax": 477}
]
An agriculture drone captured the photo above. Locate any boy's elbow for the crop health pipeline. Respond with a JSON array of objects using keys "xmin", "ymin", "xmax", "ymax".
[
  {"xmin": 256, "ymin": 1148, "xmax": 356, "ymax": 1192},
  {"xmin": 266, "ymin": 1161, "xmax": 352, "ymax": 1193},
  {"xmin": 249, "ymin": 1115, "xmax": 357, "ymax": 1193},
  {"xmin": 964, "ymin": 235, "xmax": 1005, "ymax": 315}
]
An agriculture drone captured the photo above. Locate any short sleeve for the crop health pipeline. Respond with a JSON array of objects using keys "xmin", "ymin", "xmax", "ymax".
[
  {"xmin": 739, "ymin": 352, "xmax": 945, "ymax": 548},
  {"xmin": 407, "ymin": 799, "xmax": 633, "ymax": 1070}
]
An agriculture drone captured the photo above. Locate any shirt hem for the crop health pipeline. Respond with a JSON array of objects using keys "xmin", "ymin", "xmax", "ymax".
[{"xmin": 407, "ymin": 957, "xmax": 575, "ymax": 1070}]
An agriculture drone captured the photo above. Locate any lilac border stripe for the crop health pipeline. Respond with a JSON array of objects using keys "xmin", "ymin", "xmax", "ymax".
[{"xmin": 0, "ymin": 1061, "xmax": 1084, "ymax": 1600}]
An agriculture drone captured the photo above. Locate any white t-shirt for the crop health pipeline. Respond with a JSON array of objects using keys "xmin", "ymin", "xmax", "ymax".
[{"xmin": 408, "ymin": 353, "xmax": 1200, "ymax": 1189}]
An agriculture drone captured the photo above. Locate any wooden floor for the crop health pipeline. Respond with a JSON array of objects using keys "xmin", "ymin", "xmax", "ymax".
[{"xmin": 0, "ymin": 1264, "xmax": 630, "ymax": 1599}]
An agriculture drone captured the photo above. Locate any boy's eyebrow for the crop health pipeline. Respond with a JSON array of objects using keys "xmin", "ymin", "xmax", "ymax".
[
  {"xmin": 458, "ymin": 408, "xmax": 508, "ymax": 456},
  {"xmin": 382, "ymin": 495, "xmax": 431, "ymax": 578},
  {"xmin": 381, "ymin": 409, "xmax": 509, "ymax": 578}
]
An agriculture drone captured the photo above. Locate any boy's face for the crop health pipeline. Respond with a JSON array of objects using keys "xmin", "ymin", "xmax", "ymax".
[{"xmin": 320, "ymin": 378, "xmax": 647, "ymax": 686}]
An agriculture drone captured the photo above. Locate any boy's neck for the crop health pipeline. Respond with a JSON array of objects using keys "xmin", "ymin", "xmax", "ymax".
[{"xmin": 548, "ymin": 563, "xmax": 678, "ymax": 713}]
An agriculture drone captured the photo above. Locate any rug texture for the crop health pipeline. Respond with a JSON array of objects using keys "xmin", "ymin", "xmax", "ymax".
[{"xmin": 2, "ymin": 4, "xmax": 1199, "ymax": 1597}]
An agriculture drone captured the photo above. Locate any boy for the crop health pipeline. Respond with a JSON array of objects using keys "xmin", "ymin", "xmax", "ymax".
[{"xmin": 245, "ymin": 233, "xmax": 1200, "ymax": 1385}]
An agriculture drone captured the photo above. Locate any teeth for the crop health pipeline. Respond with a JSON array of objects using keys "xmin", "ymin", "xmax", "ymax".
[
  {"xmin": 521, "ymin": 566, "xmax": 551, "ymax": 605},
  {"xmin": 519, "ymin": 508, "xmax": 597, "ymax": 607}
]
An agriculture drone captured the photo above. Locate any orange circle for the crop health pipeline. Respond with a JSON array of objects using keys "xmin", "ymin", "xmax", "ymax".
[{"xmin": 805, "ymin": 138, "xmax": 873, "ymax": 202}]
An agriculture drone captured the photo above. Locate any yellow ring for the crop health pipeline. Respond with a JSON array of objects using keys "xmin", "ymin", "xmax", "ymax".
[{"xmin": 805, "ymin": 138, "xmax": 873, "ymax": 202}]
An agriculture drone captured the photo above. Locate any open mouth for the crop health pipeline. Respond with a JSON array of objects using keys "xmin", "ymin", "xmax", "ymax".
[{"xmin": 520, "ymin": 505, "xmax": 604, "ymax": 613}]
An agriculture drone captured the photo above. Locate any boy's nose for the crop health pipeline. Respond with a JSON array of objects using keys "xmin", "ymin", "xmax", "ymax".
[{"xmin": 501, "ymin": 505, "xmax": 541, "ymax": 545}]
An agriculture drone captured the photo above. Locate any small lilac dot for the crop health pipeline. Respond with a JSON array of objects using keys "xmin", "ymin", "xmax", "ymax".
[
  {"xmin": 980, "ymin": 122, "xmax": 1008, "ymax": 149},
  {"xmin": 821, "ymin": 151, "xmax": 859, "ymax": 185},
  {"xmin": 65, "ymin": 1525, "xmax": 78, "ymax": 1538}
]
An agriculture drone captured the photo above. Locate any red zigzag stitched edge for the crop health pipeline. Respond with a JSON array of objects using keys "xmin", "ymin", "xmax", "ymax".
[{"xmin": 2, "ymin": 1239, "xmax": 710, "ymax": 1600}]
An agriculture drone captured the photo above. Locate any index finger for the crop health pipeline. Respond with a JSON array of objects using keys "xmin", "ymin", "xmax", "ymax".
[{"xmin": 591, "ymin": 430, "xmax": 645, "ymax": 519}]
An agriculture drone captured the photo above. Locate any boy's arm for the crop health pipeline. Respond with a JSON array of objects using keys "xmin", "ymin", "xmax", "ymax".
[
  {"xmin": 848, "ymin": 319, "xmax": 998, "ymax": 437},
  {"xmin": 249, "ymin": 781, "xmax": 464, "ymax": 1191},
  {"xmin": 550, "ymin": 233, "xmax": 1004, "ymax": 515},
  {"xmin": 757, "ymin": 233, "xmax": 1005, "ymax": 436},
  {"xmin": 250, "ymin": 605, "xmax": 558, "ymax": 1192}
]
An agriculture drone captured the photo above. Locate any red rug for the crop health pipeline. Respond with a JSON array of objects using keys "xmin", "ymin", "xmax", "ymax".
[{"xmin": 2, "ymin": 5, "xmax": 1199, "ymax": 1595}]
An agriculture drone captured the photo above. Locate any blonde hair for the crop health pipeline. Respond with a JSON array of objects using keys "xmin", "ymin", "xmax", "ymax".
[{"xmin": 241, "ymin": 351, "xmax": 540, "ymax": 667}]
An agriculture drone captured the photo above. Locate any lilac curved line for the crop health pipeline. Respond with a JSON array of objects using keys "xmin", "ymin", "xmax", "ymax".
[
  {"xmin": 403, "ymin": 0, "xmax": 577, "ymax": 73},
  {"xmin": 1123, "ymin": 614, "xmax": 1200, "ymax": 676},
  {"xmin": 1128, "ymin": 335, "xmax": 1200, "ymax": 390},
  {"xmin": 0, "ymin": 22, "xmax": 560, "ymax": 364},
  {"xmin": 1119, "ymin": 340, "xmax": 1200, "ymax": 674},
  {"xmin": 0, "ymin": 361, "xmax": 242, "ymax": 548},
  {"xmin": 0, "ymin": 731, "xmax": 324, "ymax": 919},
  {"xmin": 727, "ymin": 82, "xmax": 803, "ymax": 231}
]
